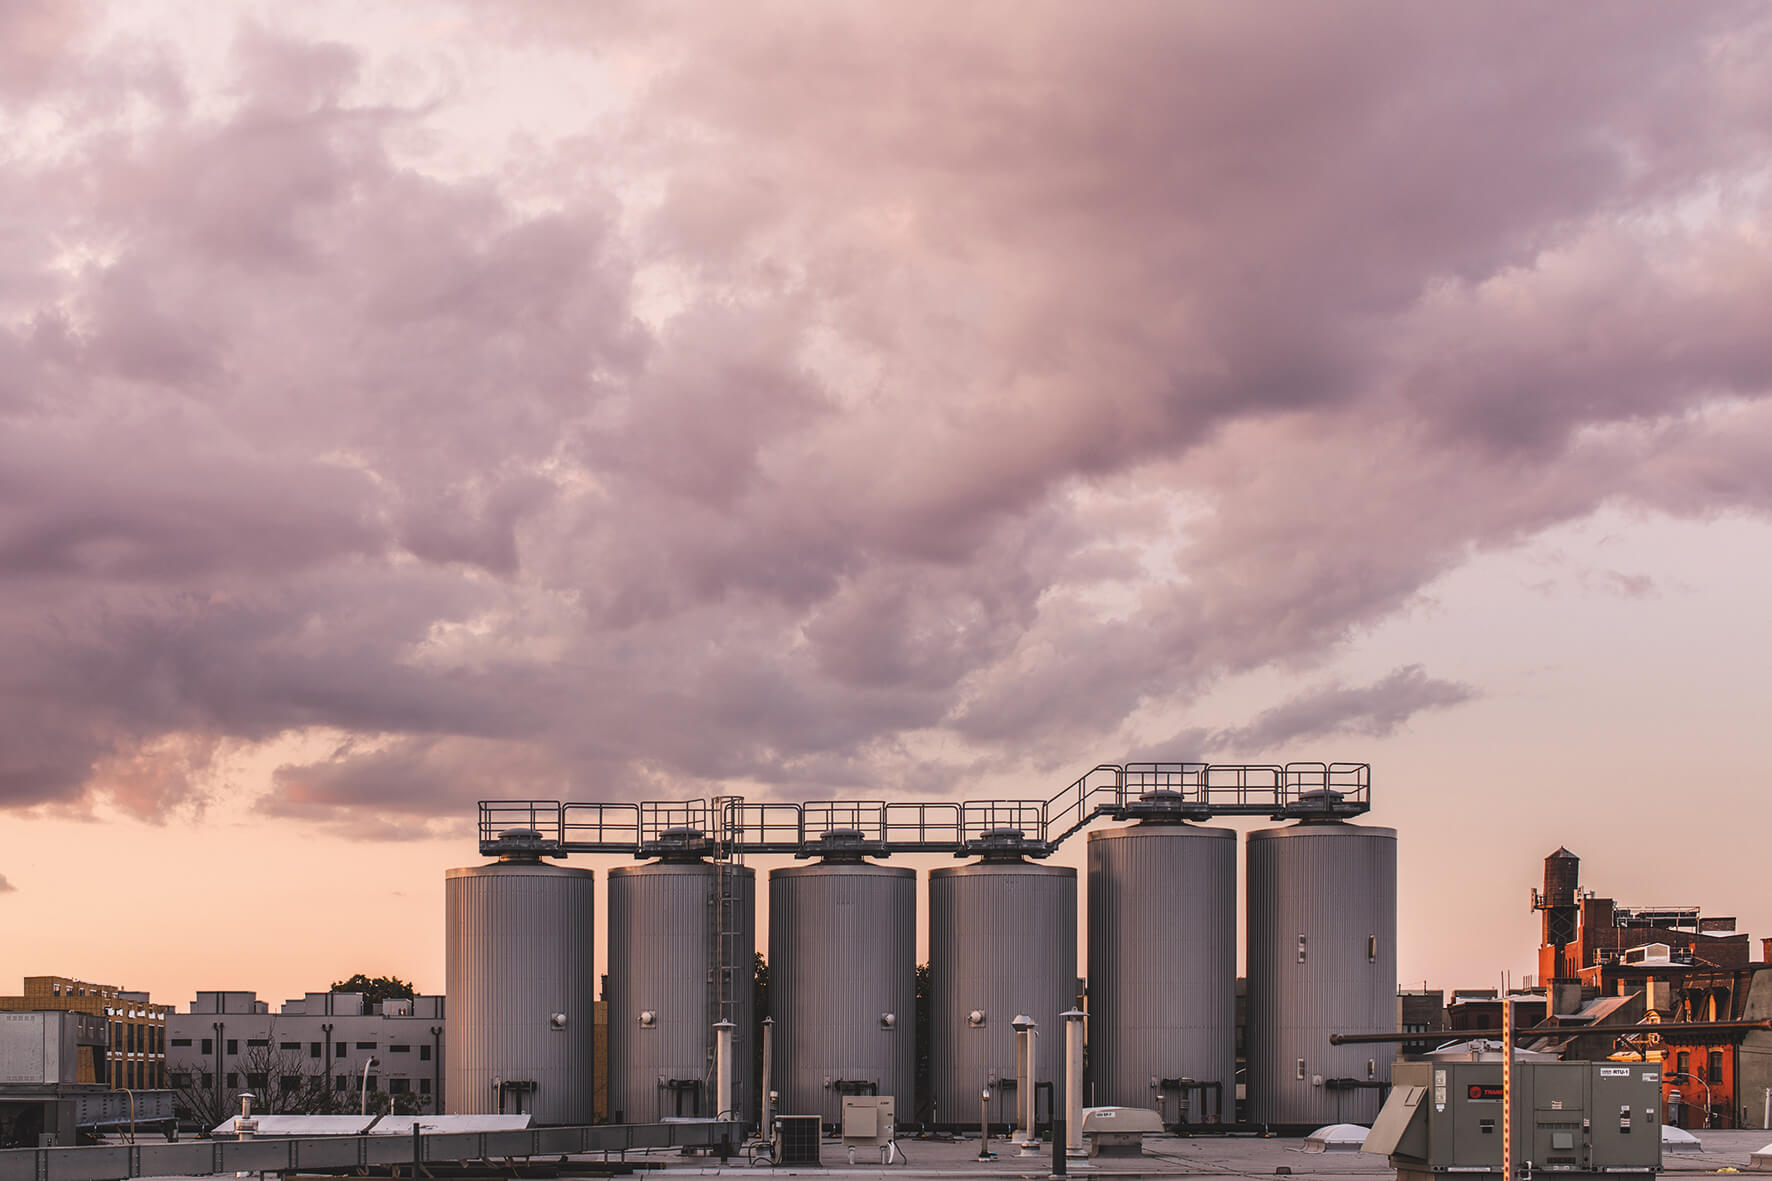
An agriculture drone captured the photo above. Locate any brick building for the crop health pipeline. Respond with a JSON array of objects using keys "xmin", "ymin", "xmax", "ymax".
[
  {"xmin": 0, "ymin": 976, "xmax": 170, "ymax": 1090},
  {"xmin": 1530, "ymin": 849, "xmax": 1772, "ymax": 1128}
]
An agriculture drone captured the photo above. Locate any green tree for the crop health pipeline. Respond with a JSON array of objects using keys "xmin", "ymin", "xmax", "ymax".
[{"xmin": 330, "ymin": 974, "xmax": 416, "ymax": 1006}]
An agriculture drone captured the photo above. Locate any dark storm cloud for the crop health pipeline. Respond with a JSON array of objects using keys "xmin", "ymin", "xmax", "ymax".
[{"xmin": 5, "ymin": 5, "xmax": 1772, "ymax": 824}]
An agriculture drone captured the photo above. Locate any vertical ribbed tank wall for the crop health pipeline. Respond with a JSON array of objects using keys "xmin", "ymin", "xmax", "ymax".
[
  {"xmin": 1086, "ymin": 822, "xmax": 1236, "ymax": 1119},
  {"xmin": 1245, "ymin": 821, "xmax": 1397, "ymax": 1128},
  {"xmin": 928, "ymin": 858, "xmax": 1077, "ymax": 1129},
  {"xmin": 606, "ymin": 860, "xmax": 756, "ymax": 1124},
  {"xmin": 444, "ymin": 857, "xmax": 596, "ymax": 1123},
  {"xmin": 768, "ymin": 860, "xmax": 916, "ymax": 1123}
]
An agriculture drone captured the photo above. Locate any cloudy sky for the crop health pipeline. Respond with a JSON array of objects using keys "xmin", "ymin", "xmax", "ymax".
[{"xmin": 4, "ymin": 1, "xmax": 1772, "ymax": 1006}]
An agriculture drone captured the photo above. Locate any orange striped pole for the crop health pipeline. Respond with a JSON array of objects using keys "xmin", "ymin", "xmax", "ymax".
[{"xmin": 1502, "ymin": 982, "xmax": 1514, "ymax": 1181}]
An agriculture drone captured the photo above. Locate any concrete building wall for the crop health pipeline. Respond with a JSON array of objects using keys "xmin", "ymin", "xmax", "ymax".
[{"xmin": 167, "ymin": 992, "xmax": 445, "ymax": 1114}]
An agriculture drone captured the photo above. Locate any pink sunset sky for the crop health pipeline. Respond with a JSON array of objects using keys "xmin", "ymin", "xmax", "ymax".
[{"xmin": 4, "ymin": 1, "xmax": 1772, "ymax": 1007}]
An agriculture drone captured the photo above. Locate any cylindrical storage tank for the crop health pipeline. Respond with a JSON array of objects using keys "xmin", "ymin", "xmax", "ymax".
[
  {"xmin": 445, "ymin": 850, "xmax": 596, "ymax": 1123},
  {"xmin": 928, "ymin": 846, "xmax": 1077, "ymax": 1129},
  {"xmin": 1245, "ymin": 820, "xmax": 1397, "ymax": 1128},
  {"xmin": 1543, "ymin": 847, "xmax": 1580, "ymax": 907},
  {"xmin": 606, "ymin": 848, "xmax": 756, "ymax": 1124},
  {"xmin": 769, "ymin": 853, "xmax": 916, "ymax": 1124},
  {"xmin": 1086, "ymin": 817, "xmax": 1236, "ymax": 1121}
]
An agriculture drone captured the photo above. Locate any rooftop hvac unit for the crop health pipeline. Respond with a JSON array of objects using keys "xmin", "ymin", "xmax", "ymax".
[{"xmin": 774, "ymin": 1114, "xmax": 822, "ymax": 1166}]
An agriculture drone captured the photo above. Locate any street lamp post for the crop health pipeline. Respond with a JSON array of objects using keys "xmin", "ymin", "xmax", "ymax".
[
  {"xmin": 1667, "ymin": 1072, "xmax": 1712, "ymax": 1128},
  {"xmin": 361, "ymin": 1056, "xmax": 379, "ymax": 1115}
]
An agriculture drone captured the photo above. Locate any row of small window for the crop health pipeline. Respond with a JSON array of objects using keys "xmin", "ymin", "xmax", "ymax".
[
  {"xmin": 111, "ymin": 1024, "xmax": 166, "ymax": 1053},
  {"xmin": 1672, "ymin": 1050, "xmax": 1724, "ymax": 1085},
  {"xmin": 170, "ymin": 1072, "xmax": 429, "ymax": 1095},
  {"xmin": 110, "ymin": 1063, "xmax": 167, "ymax": 1089},
  {"xmin": 171, "ymin": 1038, "xmax": 428, "ymax": 1059}
]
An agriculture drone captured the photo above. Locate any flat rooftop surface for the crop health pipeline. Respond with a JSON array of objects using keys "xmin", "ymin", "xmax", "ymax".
[{"xmin": 580, "ymin": 1127, "xmax": 1772, "ymax": 1179}]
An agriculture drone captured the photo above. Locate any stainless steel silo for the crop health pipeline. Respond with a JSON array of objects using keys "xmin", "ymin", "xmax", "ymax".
[
  {"xmin": 445, "ymin": 843, "xmax": 596, "ymax": 1124},
  {"xmin": 929, "ymin": 840, "xmax": 1077, "ymax": 1129},
  {"xmin": 1245, "ymin": 820, "xmax": 1397, "ymax": 1128},
  {"xmin": 769, "ymin": 846, "xmax": 916, "ymax": 1124},
  {"xmin": 1087, "ymin": 807, "xmax": 1236, "ymax": 1122},
  {"xmin": 606, "ymin": 837, "xmax": 756, "ymax": 1125}
]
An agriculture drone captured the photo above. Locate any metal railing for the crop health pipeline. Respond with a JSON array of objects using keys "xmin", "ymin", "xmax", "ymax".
[
  {"xmin": 477, "ymin": 760, "xmax": 1371, "ymax": 858},
  {"xmin": 0, "ymin": 1122, "xmax": 740, "ymax": 1181}
]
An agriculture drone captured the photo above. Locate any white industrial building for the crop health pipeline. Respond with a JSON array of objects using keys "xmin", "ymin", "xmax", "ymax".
[{"xmin": 166, "ymin": 991, "xmax": 445, "ymax": 1116}]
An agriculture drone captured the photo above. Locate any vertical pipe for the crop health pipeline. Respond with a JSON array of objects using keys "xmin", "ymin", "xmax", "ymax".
[
  {"xmin": 1025, "ymin": 1024, "xmax": 1038, "ymax": 1145},
  {"xmin": 714, "ymin": 1021, "xmax": 735, "ymax": 1121},
  {"xmin": 1012, "ymin": 1016, "xmax": 1036, "ymax": 1146},
  {"xmin": 977, "ymin": 1088, "xmax": 993, "ymax": 1159},
  {"xmin": 1062, "ymin": 1010, "xmax": 1085, "ymax": 1158},
  {"xmin": 760, "ymin": 1017, "xmax": 775, "ymax": 1135}
]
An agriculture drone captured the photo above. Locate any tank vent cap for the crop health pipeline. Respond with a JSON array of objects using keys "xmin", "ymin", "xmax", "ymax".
[
  {"xmin": 806, "ymin": 827, "xmax": 886, "ymax": 861},
  {"xmin": 966, "ymin": 828, "xmax": 1049, "ymax": 859},
  {"xmin": 489, "ymin": 828, "xmax": 557, "ymax": 861},
  {"xmin": 643, "ymin": 827, "xmax": 712, "ymax": 860},
  {"xmin": 1276, "ymin": 788, "xmax": 1365, "ymax": 821},
  {"xmin": 1123, "ymin": 790, "xmax": 1212, "ymax": 823}
]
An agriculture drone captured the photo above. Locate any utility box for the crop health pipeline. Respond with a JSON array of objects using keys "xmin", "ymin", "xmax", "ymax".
[
  {"xmin": 840, "ymin": 1095, "xmax": 894, "ymax": 1148},
  {"xmin": 1082, "ymin": 1106, "xmax": 1164, "ymax": 1157},
  {"xmin": 1367, "ymin": 1060, "xmax": 1661, "ymax": 1181},
  {"xmin": 774, "ymin": 1114, "xmax": 821, "ymax": 1166}
]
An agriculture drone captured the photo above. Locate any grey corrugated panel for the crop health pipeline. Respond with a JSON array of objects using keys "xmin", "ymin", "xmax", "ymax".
[
  {"xmin": 606, "ymin": 861, "xmax": 756, "ymax": 1124},
  {"xmin": 927, "ymin": 859, "xmax": 1077, "ymax": 1128},
  {"xmin": 444, "ymin": 859, "xmax": 596, "ymax": 1124},
  {"xmin": 1086, "ymin": 823, "xmax": 1236, "ymax": 1117},
  {"xmin": 1245, "ymin": 822, "xmax": 1397, "ymax": 1127},
  {"xmin": 769, "ymin": 861, "xmax": 917, "ymax": 1122}
]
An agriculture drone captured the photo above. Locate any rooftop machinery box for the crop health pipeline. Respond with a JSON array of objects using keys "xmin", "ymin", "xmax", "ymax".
[{"xmin": 1366, "ymin": 1060, "xmax": 1661, "ymax": 1181}]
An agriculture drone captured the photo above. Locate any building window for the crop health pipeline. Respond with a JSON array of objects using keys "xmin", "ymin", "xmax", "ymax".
[
  {"xmin": 1709, "ymin": 1050, "xmax": 1724, "ymax": 1084},
  {"xmin": 1678, "ymin": 1051, "xmax": 1690, "ymax": 1076},
  {"xmin": 201, "ymin": 1072, "xmax": 213, "ymax": 1089},
  {"xmin": 227, "ymin": 1039, "xmax": 238, "ymax": 1055},
  {"xmin": 335, "ymin": 1076, "xmax": 347, "ymax": 1092},
  {"xmin": 246, "ymin": 1039, "xmax": 269, "ymax": 1048},
  {"xmin": 171, "ymin": 1072, "xmax": 193, "ymax": 1089},
  {"xmin": 389, "ymin": 1044, "xmax": 411, "ymax": 1053},
  {"xmin": 226, "ymin": 1072, "xmax": 238, "ymax": 1089},
  {"xmin": 356, "ymin": 1042, "xmax": 377, "ymax": 1050},
  {"xmin": 367, "ymin": 1076, "xmax": 378, "ymax": 1092},
  {"xmin": 419, "ymin": 1045, "xmax": 432, "ymax": 1061},
  {"xmin": 247, "ymin": 1072, "xmax": 268, "ymax": 1089},
  {"xmin": 201, "ymin": 1038, "xmax": 213, "ymax": 1055},
  {"xmin": 280, "ymin": 1041, "xmax": 300, "ymax": 1051},
  {"xmin": 171, "ymin": 1038, "xmax": 192, "ymax": 1048},
  {"xmin": 390, "ymin": 1078, "xmax": 409, "ymax": 1095},
  {"xmin": 419, "ymin": 1078, "xmax": 431, "ymax": 1095},
  {"xmin": 335, "ymin": 1043, "xmax": 348, "ymax": 1058},
  {"xmin": 281, "ymin": 1076, "xmax": 301, "ymax": 1093},
  {"xmin": 126, "ymin": 1063, "xmax": 135, "ymax": 1089},
  {"xmin": 310, "ymin": 1042, "xmax": 322, "ymax": 1059}
]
